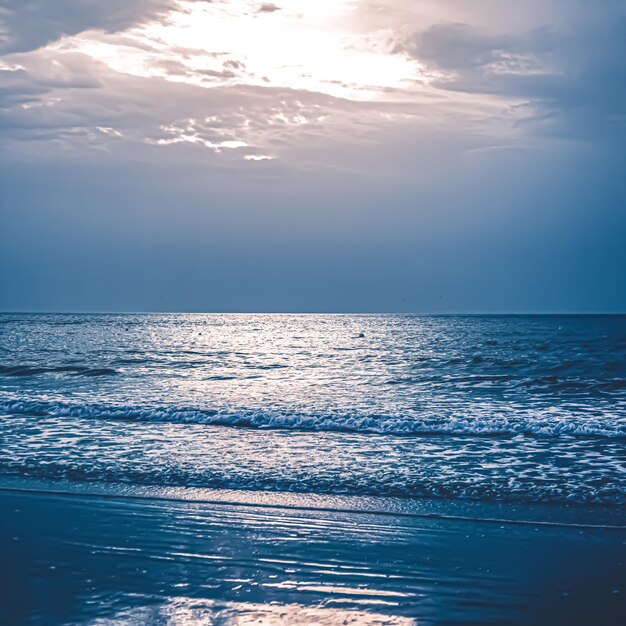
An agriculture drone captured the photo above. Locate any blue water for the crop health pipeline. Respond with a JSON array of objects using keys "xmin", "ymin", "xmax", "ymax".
[{"xmin": 1, "ymin": 313, "xmax": 625, "ymax": 504}]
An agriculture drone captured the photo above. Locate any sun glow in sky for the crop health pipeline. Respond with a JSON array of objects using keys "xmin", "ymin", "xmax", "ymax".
[
  {"xmin": 40, "ymin": 0, "xmax": 443, "ymax": 160},
  {"xmin": 68, "ymin": 0, "xmax": 426, "ymax": 100}
]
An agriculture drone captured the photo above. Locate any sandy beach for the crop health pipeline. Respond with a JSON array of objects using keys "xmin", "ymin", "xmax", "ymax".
[{"xmin": 2, "ymin": 485, "xmax": 625, "ymax": 625}]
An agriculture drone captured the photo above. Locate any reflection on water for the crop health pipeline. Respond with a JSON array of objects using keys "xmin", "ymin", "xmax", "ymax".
[
  {"xmin": 2, "ymin": 490, "xmax": 625, "ymax": 626},
  {"xmin": 1, "ymin": 314, "xmax": 626, "ymax": 506},
  {"xmin": 2, "ymin": 314, "xmax": 625, "ymax": 439},
  {"xmin": 85, "ymin": 598, "xmax": 417, "ymax": 626}
]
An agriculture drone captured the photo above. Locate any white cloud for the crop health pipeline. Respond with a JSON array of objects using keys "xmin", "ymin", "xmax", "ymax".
[{"xmin": 1, "ymin": 0, "xmax": 623, "ymax": 170}]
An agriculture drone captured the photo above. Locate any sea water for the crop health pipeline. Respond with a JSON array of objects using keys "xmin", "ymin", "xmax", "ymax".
[{"xmin": 1, "ymin": 313, "xmax": 625, "ymax": 506}]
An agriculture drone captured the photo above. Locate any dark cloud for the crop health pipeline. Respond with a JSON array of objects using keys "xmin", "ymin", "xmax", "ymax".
[
  {"xmin": 405, "ymin": 16, "xmax": 626, "ymax": 141},
  {"xmin": 407, "ymin": 23, "xmax": 550, "ymax": 72},
  {"xmin": 257, "ymin": 3, "xmax": 281, "ymax": 13},
  {"xmin": 0, "ymin": 0, "xmax": 175, "ymax": 53}
]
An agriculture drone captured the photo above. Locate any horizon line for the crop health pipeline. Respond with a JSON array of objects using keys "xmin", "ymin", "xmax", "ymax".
[{"xmin": 1, "ymin": 310, "xmax": 625, "ymax": 316}]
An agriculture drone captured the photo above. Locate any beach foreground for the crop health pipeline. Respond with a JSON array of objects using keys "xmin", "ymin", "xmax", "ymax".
[{"xmin": 1, "ymin": 487, "xmax": 624, "ymax": 625}]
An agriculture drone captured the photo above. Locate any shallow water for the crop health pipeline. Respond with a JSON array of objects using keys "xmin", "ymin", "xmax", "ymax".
[
  {"xmin": 1, "ymin": 313, "xmax": 625, "ymax": 505},
  {"xmin": 2, "ymin": 489, "xmax": 625, "ymax": 626}
]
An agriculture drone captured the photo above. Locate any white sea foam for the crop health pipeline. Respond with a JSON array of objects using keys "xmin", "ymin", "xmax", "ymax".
[{"xmin": 2, "ymin": 398, "xmax": 625, "ymax": 438}]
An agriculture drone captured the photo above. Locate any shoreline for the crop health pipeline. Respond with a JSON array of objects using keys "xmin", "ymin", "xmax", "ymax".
[
  {"xmin": 2, "ymin": 476, "xmax": 625, "ymax": 530},
  {"xmin": 2, "ymin": 483, "xmax": 625, "ymax": 625}
]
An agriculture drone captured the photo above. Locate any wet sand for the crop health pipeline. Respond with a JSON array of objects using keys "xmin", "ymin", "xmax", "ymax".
[{"xmin": 1, "ymin": 487, "xmax": 625, "ymax": 625}]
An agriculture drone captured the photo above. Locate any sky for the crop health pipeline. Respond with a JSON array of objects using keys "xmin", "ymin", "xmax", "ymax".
[{"xmin": 0, "ymin": 0, "xmax": 625, "ymax": 313}]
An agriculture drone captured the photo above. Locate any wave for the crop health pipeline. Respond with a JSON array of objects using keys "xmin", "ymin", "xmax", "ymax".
[
  {"xmin": 2, "ymin": 398, "xmax": 625, "ymax": 438},
  {"xmin": 0, "ymin": 364, "xmax": 118, "ymax": 378},
  {"xmin": 1, "ymin": 460, "xmax": 624, "ymax": 506},
  {"xmin": 382, "ymin": 372, "xmax": 626, "ymax": 394}
]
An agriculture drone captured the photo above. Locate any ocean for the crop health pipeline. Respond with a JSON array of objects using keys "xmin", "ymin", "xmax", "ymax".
[
  {"xmin": 1, "ymin": 313, "xmax": 624, "ymax": 505},
  {"xmin": 2, "ymin": 313, "xmax": 626, "ymax": 625}
]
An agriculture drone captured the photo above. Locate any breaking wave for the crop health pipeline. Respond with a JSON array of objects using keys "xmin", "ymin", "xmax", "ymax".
[{"xmin": 2, "ymin": 398, "xmax": 625, "ymax": 438}]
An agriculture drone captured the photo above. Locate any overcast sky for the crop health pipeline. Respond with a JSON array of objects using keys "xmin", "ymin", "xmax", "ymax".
[{"xmin": 1, "ymin": 0, "xmax": 624, "ymax": 312}]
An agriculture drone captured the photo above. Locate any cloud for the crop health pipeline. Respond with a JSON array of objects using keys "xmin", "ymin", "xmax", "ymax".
[
  {"xmin": 1, "ymin": 39, "xmax": 434, "ymax": 172},
  {"xmin": 0, "ymin": 0, "xmax": 176, "ymax": 54},
  {"xmin": 407, "ymin": 23, "xmax": 546, "ymax": 73},
  {"xmin": 257, "ymin": 3, "xmax": 280, "ymax": 13},
  {"xmin": 0, "ymin": 1, "xmax": 522, "ymax": 171},
  {"xmin": 401, "ymin": 12, "xmax": 626, "ymax": 142},
  {"xmin": 1, "ymin": 0, "xmax": 624, "ymax": 169}
]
